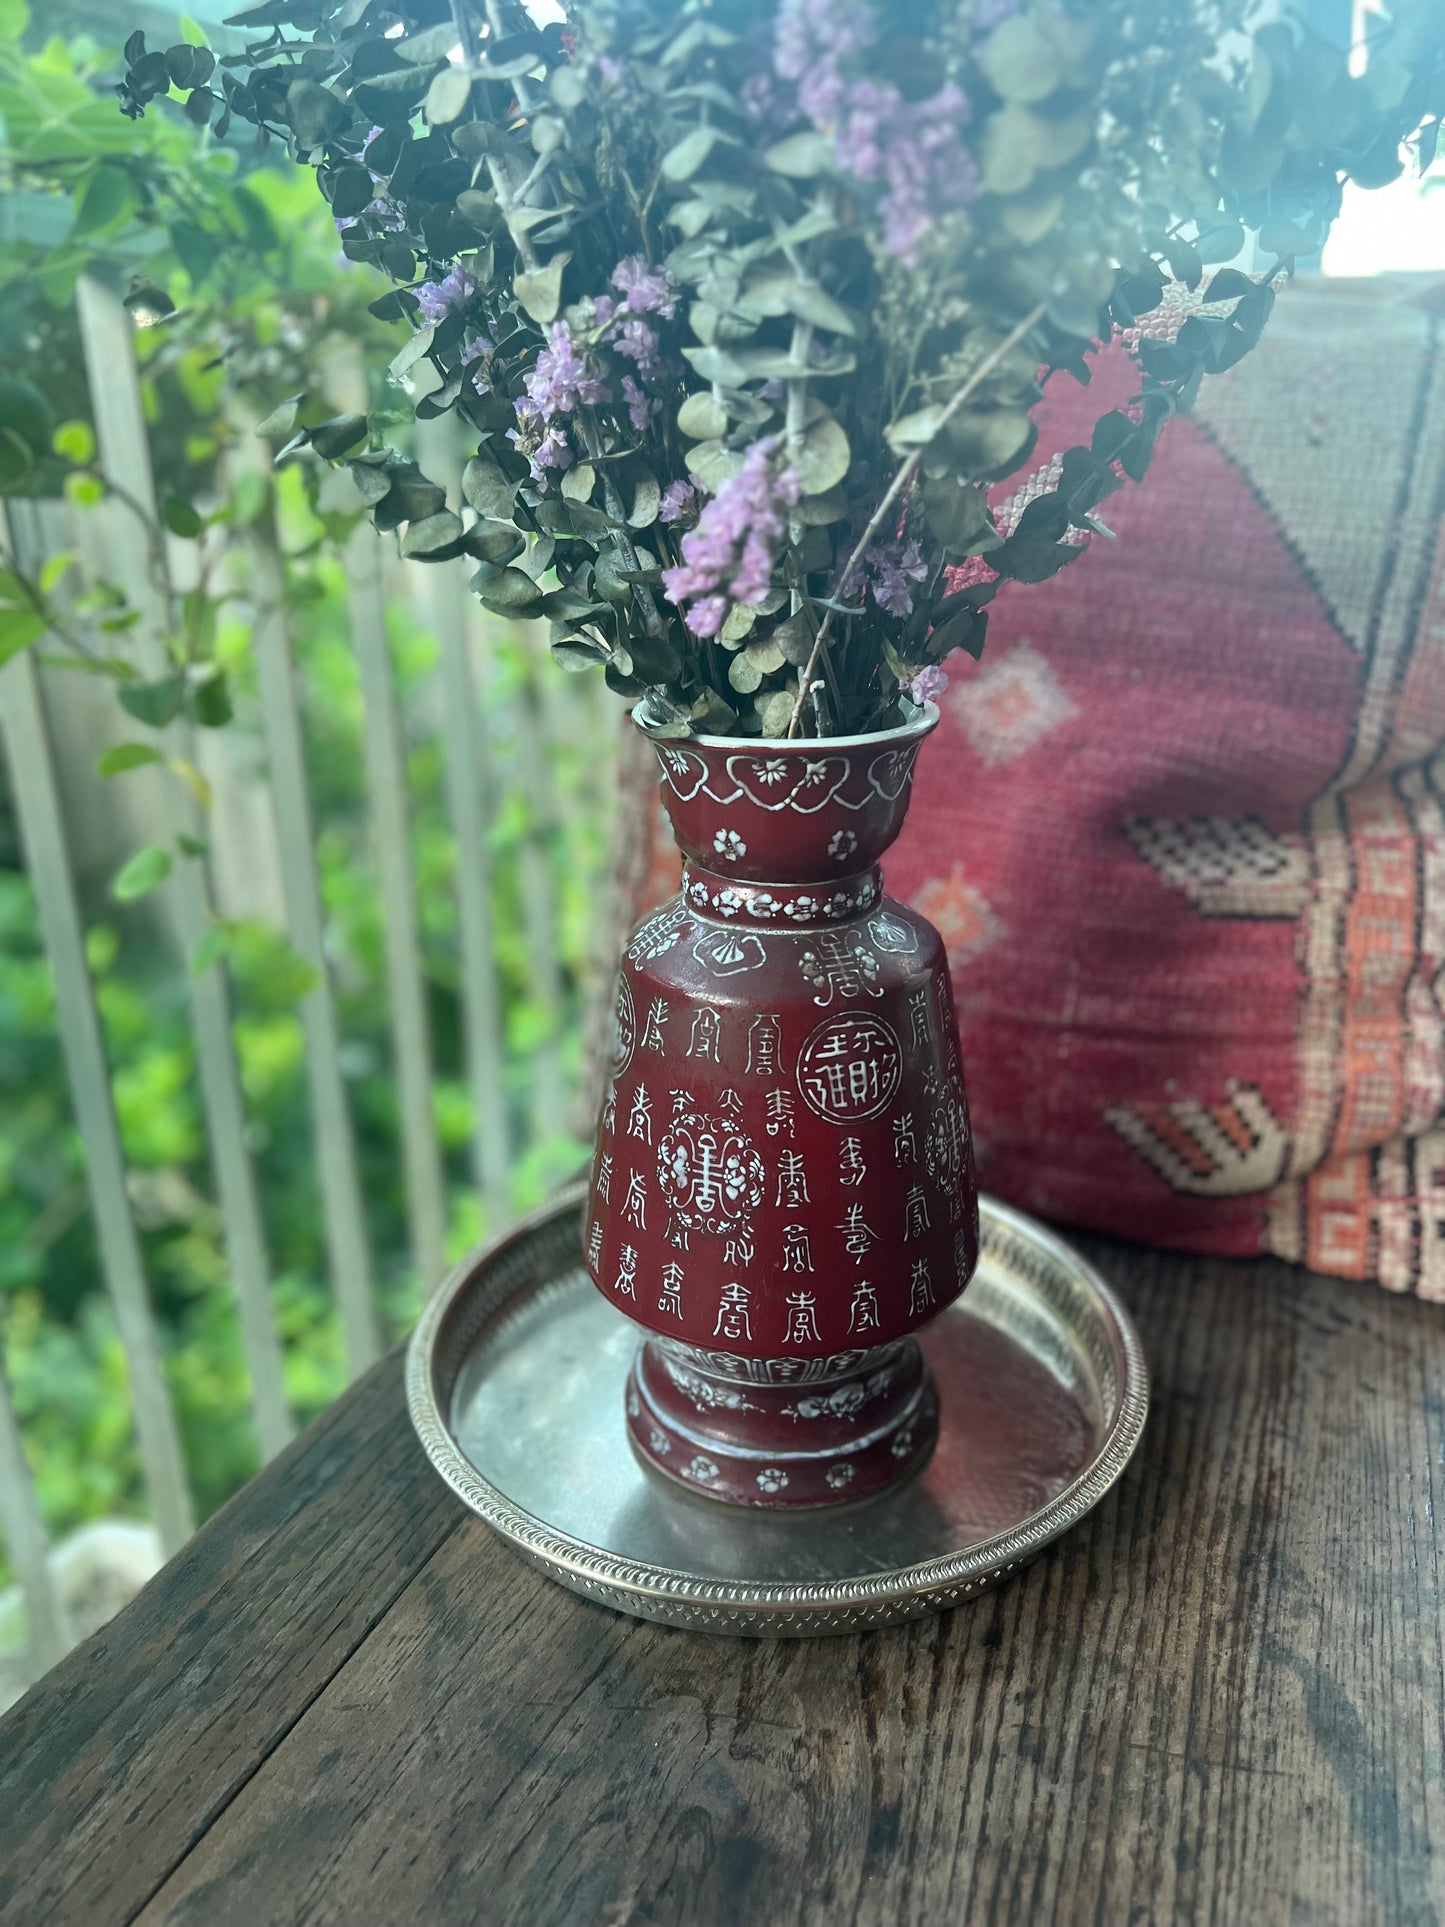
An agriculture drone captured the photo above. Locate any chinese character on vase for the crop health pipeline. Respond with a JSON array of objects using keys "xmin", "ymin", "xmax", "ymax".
[
  {"xmin": 797, "ymin": 1015, "xmax": 902, "ymax": 1123},
  {"xmin": 775, "ymin": 1150, "xmax": 810, "ymax": 1208},
  {"xmin": 848, "ymin": 1280, "xmax": 881, "ymax": 1334},
  {"xmin": 622, "ymin": 1171, "xmax": 648, "ymax": 1229},
  {"xmin": 782, "ymin": 1223, "xmax": 814, "ymax": 1272},
  {"xmin": 908, "ymin": 987, "xmax": 930, "ymax": 1049},
  {"xmin": 658, "ymin": 1260, "xmax": 685, "ymax": 1318},
  {"xmin": 782, "ymin": 1291, "xmax": 821, "ymax": 1346},
  {"xmin": 627, "ymin": 1084, "xmax": 653, "ymax": 1144},
  {"xmin": 602, "ymin": 1089, "xmax": 616, "ymax": 1135},
  {"xmin": 910, "ymin": 1258, "xmax": 934, "ymax": 1317},
  {"xmin": 723, "ymin": 1226, "xmax": 755, "ymax": 1269},
  {"xmin": 687, "ymin": 1005, "xmax": 722, "ymax": 1061},
  {"xmin": 714, "ymin": 1280, "xmax": 752, "ymax": 1343},
  {"xmin": 799, "ymin": 930, "xmax": 883, "ymax": 1007},
  {"xmin": 839, "ymin": 1137, "xmax": 867, "ymax": 1187},
  {"xmin": 612, "ymin": 974, "xmax": 636, "ymax": 1074},
  {"xmin": 894, "ymin": 1113, "xmax": 917, "ymax": 1164},
  {"xmin": 765, "ymin": 1088, "xmax": 795, "ymax": 1137},
  {"xmin": 746, "ymin": 1013, "xmax": 781, "ymax": 1076},
  {"xmin": 615, "ymin": 1245, "xmax": 638, "ymax": 1298},
  {"xmin": 587, "ymin": 1220, "xmax": 603, "ymax": 1269},
  {"xmin": 954, "ymin": 1228, "xmax": 972, "ymax": 1286},
  {"xmin": 658, "ymin": 1104, "xmax": 765, "ymax": 1238},
  {"xmin": 837, "ymin": 1203, "xmax": 878, "ymax": 1258},
  {"xmin": 641, "ymin": 997, "xmax": 669, "ymax": 1053},
  {"xmin": 596, "ymin": 1152, "xmax": 612, "ymax": 1203},
  {"xmin": 904, "ymin": 1183, "xmax": 930, "ymax": 1238}
]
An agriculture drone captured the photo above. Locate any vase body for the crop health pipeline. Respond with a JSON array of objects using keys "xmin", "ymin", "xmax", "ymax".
[{"xmin": 585, "ymin": 703, "xmax": 979, "ymax": 1508}]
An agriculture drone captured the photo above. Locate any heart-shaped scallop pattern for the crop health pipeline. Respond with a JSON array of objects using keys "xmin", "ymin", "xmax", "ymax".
[
  {"xmin": 866, "ymin": 746, "xmax": 921, "ymax": 802},
  {"xmin": 654, "ymin": 747, "xmax": 716, "ymax": 803},
  {"xmin": 726, "ymin": 754, "xmax": 851, "ymax": 812}
]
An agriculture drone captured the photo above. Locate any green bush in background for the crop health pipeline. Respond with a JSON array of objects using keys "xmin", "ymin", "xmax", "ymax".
[{"xmin": 0, "ymin": 2, "xmax": 610, "ymax": 1585}]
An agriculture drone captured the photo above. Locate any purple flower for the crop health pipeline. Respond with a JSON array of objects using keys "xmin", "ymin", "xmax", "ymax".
[
  {"xmin": 910, "ymin": 665, "xmax": 949, "ymax": 705},
  {"xmin": 611, "ymin": 316, "xmax": 663, "ymax": 381},
  {"xmin": 507, "ymin": 422, "xmax": 573, "ymax": 489},
  {"xmin": 772, "ymin": 0, "xmax": 978, "ymax": 263},
  {"xmin": 845, "ymin": 537, "xmax": 929, "ymax": 618},
  {"xmin": 462, "ymin": 332, "xmax": 496, "ymax": 395},
  {"xmin": 685, "ymin": 595, "xmax": 728, "ymax": 638},
  {"xmin": 662, "ymin": 437, "xmax": 801, "ymax": 636},
  {"xmin": 592, "ymin": 293, "xmax": 618, "ymax": 328},
  {"xmin": 611, "ymin": 254, "xmax": 679, "ymax": 321},
  {"xmin": 595, "ymin": 53, "xmax": 628, "ymax": 88},
  {"xmin": 516, "ymin": 319, "xmax": 610, "ymax": 428},
  {"xmin": 621, "ymin": 376, "xmax": 654, "ymax": 432},
  {"xmin": 414, "ymin": 264, "xmax": 474, "ymax": 324},
  {"xmin": 658, "ymin": 479, "xmax": 696, "ymax": 524}
]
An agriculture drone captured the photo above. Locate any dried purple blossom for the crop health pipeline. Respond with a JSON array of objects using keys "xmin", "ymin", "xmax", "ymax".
[
  {"xmin": 773, "ymin": 0, "xmax": 978, "ymax": 262},
  {"xmin": 658, "ymin": 479, "xmax": 696, "ymax": 524},
  {"xmin": 843, "ymin": 537, "xmax": 929, "ymax": 617},
  {"xmin": 414, "ymin": 264, "xmax": 474, "ymax": 324},
  {"xmin": 507, "ymin": 422, "xmax": 573, "ymax": 489},
  {"xmin": 515, "ymin": 318, "xmax": 610, "ymax": 429},
  {"xmin": 662, "ymin": 438, "xmax": 801, "ymax": 636},
  {"xmin": 610, "ymin": 316, "xmax": 664, "ymax": 382},
  {"xmin": 909, "ymin": 664, "xmax": 949, "ymax": 704},
  {"xmin": 611, "ymin": 254, "xmax": 679, "ymax": 321},
  {"xmin": 621, "ymin": 375, "xmax": 655, "ymax": 432}
]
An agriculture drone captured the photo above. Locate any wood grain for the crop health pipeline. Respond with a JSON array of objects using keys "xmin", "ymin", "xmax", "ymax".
[{"xmin": 4, "ymin": 1239, "xmax": 1442, "ymax": 1927}]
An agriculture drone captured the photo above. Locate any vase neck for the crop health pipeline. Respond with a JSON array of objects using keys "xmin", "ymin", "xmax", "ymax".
[{"xmin": 680, "ymin": 859, "xmax": 883, "ymax": 929}]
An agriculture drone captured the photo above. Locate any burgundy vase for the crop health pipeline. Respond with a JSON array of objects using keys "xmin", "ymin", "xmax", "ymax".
[{"xmin": 585, "ymin": 702, "xmax": 979, "ymax": 1508}]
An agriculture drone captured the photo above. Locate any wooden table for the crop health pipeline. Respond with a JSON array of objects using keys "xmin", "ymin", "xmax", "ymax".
[{"xmin": 2, "ymin": 1236, "xmax": 1442, "ymax": 1926}]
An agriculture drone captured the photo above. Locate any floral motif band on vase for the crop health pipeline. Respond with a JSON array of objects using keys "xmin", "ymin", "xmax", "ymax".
[{"xmin": 585, "ymin": 702, "xmax": 981, "ymax": 1509}]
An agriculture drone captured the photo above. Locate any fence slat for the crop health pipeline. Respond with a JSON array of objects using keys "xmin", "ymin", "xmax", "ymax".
[
  {"xmin": 245, "ymin": 503, "xmax": 382, "ymax": 1378},
  {"xmin": 504, "ymin": 629, "xmax": 569, "ymax": 1151},
  {"xmin": 0, "ymin": 1357, "xmax": 67, "ymax": 1679},
  {"xmin": 413, "ymin": 420, "xmax": 513, "ymax": 1225},
  {"xmin": 73, "ymin": 279, "xmax": 294, "ymax": 1462},
  {"xmin": 347, "ymin": 523, "xmax": 448, "ymax": 1292},
  {"xmin": 0, "ymin": 638, "xmax": 195, "ymax": 1554}
]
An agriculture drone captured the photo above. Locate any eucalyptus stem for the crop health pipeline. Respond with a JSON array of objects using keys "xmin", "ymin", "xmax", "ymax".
[{"xmin": 786, "ymin": 300, "xmax": 1048, "ymax": 739}]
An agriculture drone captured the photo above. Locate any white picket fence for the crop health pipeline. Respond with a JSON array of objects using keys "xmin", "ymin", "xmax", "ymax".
[{"xmin": 0, "ymin": 278, "xmax": 618, "ymax": 1697}]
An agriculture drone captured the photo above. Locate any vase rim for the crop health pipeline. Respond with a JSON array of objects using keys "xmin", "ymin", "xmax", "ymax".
[{"xmin": 633, "ymin": 699, "xmax": 939, "ymax": 755}]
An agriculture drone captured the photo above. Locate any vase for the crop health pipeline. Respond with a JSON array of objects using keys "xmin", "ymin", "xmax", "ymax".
[{"xmin": 584, "ymin": 700, "xmax": 979, "ymax": 1509}]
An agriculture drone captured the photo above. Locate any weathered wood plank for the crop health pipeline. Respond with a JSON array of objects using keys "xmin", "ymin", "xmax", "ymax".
[
  {"xmin": 5, "ymin": 1241, "xmax": 1442, "ymax": 1927},
  {"xmin": 0, "ymin": 1358, "xmax": 460, "ymax": 1927}
]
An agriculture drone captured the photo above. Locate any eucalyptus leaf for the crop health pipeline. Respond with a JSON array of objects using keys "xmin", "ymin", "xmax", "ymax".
[
  {"xmin": 514, "ymin": 254, "xmax": 569, "ymax": 324},
  {"xmin": 661, "ymin": 125, "xmax": 723, "ymax": 181},
  {"xmin": 470, "ymin": 564, "xmax": 545, "ymax": 615},
  {"xmin": 677, "ymin": 391, "xmax": 728, "ymax": 440},
  {"xmin": 424, "ymin": 65, "xmax": 471, "ymax": 126}
]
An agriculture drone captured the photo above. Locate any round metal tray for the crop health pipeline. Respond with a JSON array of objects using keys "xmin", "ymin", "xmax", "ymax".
[{"xmin": 406, "ymin": 1183, "xmax": 1148, "ymax": 1636}]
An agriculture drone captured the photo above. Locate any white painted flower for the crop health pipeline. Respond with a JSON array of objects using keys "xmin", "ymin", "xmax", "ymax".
[
  {"xmin": 826, "ymin": 1463, "xmax": 855, "ymax": 1490},
  {"xmin": 756, "ymin": 1466, "xmax": 789, "ymax": 1493},
  {"xmin": 685, "ymin": 1455, "xmax": 719, "ymax": 1483},
  {"xmin": 713, "ymin": 828, "xmax": 747, "ymax": 861},
  {"xmin": 689, "ymin": 879, "xmax": 711, "ymax": 904},
  {"xmin": 752, "ymin": 758, "xmax": 790, "ymax": 787},
  {"xmin": 751, "ymin": 894, "xmax": 781, "ymax": 919},
  {"xmin": 627, "ymin": 1388, "xmax": 641, "ymax": 1419},
  {"xmin": 828, "ymin": 829, "xmax": 858, "ymax": 862},
  {"xmin": 648, "ymin": 1425, "xmax": 672, "ymax": 1456},
  {"xmin": 714, "ymin": 888, "xmax": 743, "ymax": 918},
  {"xmin": 783, "ymin": 895, "xmax": 819, "ymax": 922},
  {"xmin": 890, "ymin": 1428, "xmax": 915, "ymax": 1459}
]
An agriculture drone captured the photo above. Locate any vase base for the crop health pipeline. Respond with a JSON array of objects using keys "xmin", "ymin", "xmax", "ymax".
[{"xmin": 626, "ymin": 1337, "xmax": 938, "ymax": 1509}]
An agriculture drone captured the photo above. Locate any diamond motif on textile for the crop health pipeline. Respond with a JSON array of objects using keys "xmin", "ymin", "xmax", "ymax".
[{"xmin": 948, "ymin": 641, "xmax": 1078, "ymax": 768}]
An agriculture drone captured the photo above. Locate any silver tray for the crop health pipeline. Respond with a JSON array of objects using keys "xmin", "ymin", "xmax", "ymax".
[{"xmin": 406, "ymin": 1183, "xmax": 1148, "ymax": 1637}]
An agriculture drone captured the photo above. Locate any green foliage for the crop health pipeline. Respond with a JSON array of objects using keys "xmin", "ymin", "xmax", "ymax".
[
  {"xmin": 0, "ymin": 14, "xmax": 607, "ymax": 1592},
  {"xmin": 114, "ymin": 0, "xmax": 1445, "ymax": 736}
]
